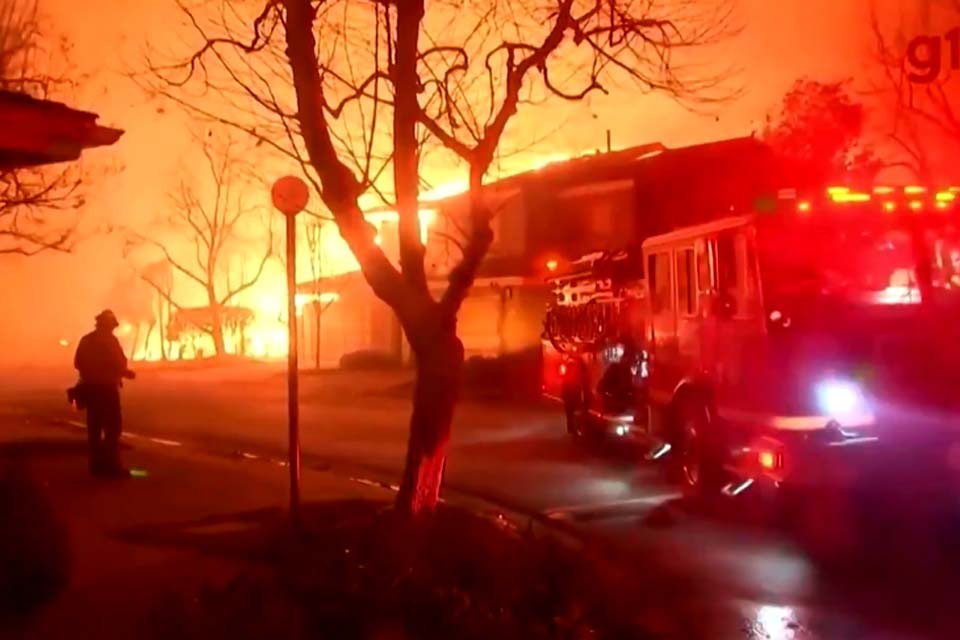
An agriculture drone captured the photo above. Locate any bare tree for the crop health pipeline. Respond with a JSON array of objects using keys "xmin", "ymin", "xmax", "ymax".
[
  {"xmin": 301, "ymin": 217, "xmax": 343, "ymax": 368},
  {"xmin": 869, "ymin": 0, "xmax": 960, "ymax": 181},
  {"xmin": 126, "ymin": 133, "xmax": 275, "ymax": 356},
  {"xmin": 146, "ymin": 0, "xmax": 737, "ymax": 514},
  {"xmin": 0, "ymin": 0, "xmax": 89, "ymax": 256}
]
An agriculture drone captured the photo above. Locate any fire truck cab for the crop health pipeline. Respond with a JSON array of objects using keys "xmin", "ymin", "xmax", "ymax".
[{"xmin": 642, "ymin": 185, "xmax": 960, "ymax": 493}]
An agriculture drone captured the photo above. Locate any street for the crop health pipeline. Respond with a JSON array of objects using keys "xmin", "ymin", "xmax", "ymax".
[{"xmin": 3, "ymin": 361, "xmax": 959, "ymax": 639}]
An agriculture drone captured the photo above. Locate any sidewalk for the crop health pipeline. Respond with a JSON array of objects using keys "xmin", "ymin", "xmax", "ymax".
[{"xmin": 0, "ymin": 414, "xmax": 390, "ymax": 640}]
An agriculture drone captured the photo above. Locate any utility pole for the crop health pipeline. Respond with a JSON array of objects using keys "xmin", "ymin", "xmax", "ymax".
[{"xmin": 271, "ymin": 175, "xmax": 309, "ymax": 525}]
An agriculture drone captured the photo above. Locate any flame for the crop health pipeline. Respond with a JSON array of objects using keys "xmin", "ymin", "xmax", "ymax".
[{"xmin": 127, "ymin": 150, "xmax": 577, "ymax": 362}]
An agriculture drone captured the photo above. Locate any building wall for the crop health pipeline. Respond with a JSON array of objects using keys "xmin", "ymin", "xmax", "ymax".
[
  {"xmin": 524, "ymin": 179, "xmax": 637, "ymax": 260},
  {"xmin": 299, "ymin": 275, "xmax": 401, "ymax": 368},
  {"xmin": 456, "ymin": 281, "xmax": 551, "ymax": 360}
]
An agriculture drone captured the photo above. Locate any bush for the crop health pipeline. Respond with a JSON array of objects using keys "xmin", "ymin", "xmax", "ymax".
[
  {"xmin": 340, "ymin": 350, "xmax": 401, "ymax": 371},
  {"xmin": 461, "ymin": 348, "xmax": 542, "ymax": 401}
]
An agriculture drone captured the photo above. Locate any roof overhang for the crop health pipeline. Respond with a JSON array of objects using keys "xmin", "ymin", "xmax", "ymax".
[{"xmin": 0, "ymin": 90, "xmax": 124, "ymax": 170}]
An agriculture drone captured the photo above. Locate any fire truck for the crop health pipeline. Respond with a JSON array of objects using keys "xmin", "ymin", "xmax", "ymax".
[{"xmin": 543, "ymin": 184, "xmax": 960, "ymax": 494}]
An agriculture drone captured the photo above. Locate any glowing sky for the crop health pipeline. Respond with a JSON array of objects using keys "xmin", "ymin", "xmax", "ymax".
[{"xmin": 0, "ymin": 0, "xmax": 927, "ymax": 364}]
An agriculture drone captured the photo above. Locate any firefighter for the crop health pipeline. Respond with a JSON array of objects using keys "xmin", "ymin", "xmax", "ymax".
[
  {"xmin": 597, "ymin": 338, "xmax": 636, "ymax": 415},
  {"xmin": 73, "ymin": 310, "xmax": 136, "ymax": 477}
]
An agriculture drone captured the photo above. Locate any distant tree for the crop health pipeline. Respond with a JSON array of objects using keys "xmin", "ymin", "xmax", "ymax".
[
  {"xmin": 126, "ymin": 133, "xmax": 275, "ymax": 356},
  {"xmin": 167, "ymin": 305, "xmax": 255, "ymax": 357},
  {"xmin": 148, "ymin": 0, "xmax": 738, "ymax": 514},
  {"xmin": 762, "ymin": 78, "xmax": 884, "ymax": 186},
  {"xmin": 302, "ymin": 219, "xmax": 339, "ymax": 368},
  {"xmin": 0, "ymin": 0, "xmax": 87, "ymax": 256}
]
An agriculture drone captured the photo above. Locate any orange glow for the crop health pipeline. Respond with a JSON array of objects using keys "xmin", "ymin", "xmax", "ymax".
[
  {"xmin": 937, "ymin": 201, "xmax": 950, "ymax": 210},
  {"xmin": 546, "ymin": 259, "xmax": 559, "ymax": 271},
  {"xmin": 826, "ymin": 186, "xmax": 849, "ymax": 196},
  {"xmin": 796, "ymin": 200, "xmax": 811, "ymax": 212},
  {"xmin": 873, "ymin": 186, "xmax": 895, "ymax": 195},
  {"xmin": 883, "ymin": 201, "xmax": 896, "ymax": 213},
  {"xmin": 909, "ymin": 200, "xmax": 924, "ymax": 211},
  {"xmin": 559, "ymin": 363, "xmax": 567, "ymax": 376},
  {"xmin": 936, "ymin": 191, "xmax": 956, "ymax": 202},
  {"xmin": 759, "ymin": 450, "xmax": 777, "ymax": 470},
  {"xmin": 904, "ymin": 185, "xmax": 926, "ymax": 194}
]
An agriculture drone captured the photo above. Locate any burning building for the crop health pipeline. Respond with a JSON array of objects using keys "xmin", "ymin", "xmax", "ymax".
[{"xmin": 296, "ymin": 136, "xmax": 785, "ymax": 368}]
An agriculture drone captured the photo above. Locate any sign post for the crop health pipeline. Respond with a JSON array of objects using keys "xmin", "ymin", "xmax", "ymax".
[{"xmin": 271, "ymin": 175, "xmax": 310, "ymax": 523}]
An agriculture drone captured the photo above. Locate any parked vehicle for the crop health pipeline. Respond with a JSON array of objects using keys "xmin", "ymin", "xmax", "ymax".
[{"xmin": 545, "ymin": 185, "xmax": 960, "ymax": 496}]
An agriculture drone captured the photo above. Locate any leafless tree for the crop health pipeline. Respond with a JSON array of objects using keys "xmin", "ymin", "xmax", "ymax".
[
  {"xmin": 0, "ymin": 0, "xmax": 89, "ymax": 256},
  {"xmin": 869, "ymin": 0, "xmax": 960, "ymax": 181},
  {"xmin": 126, "ymin": 133, "xmax": 275, "ymax": 356},
  {"xmin": 145, "ymin": 0, "xmax": 738, "ymax": 514},
  {"xmin": 302, "ymin": 217, "xmax": 341, "ymax": 367}
]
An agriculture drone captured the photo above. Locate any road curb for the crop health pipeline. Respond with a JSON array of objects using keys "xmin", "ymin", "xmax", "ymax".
[{"xmin": 43, "ymin": 414, "xmax": 587, "ymax": 548}]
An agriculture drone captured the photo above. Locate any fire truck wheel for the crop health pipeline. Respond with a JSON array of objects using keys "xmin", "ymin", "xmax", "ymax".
[{"xmin": 669, "ymin": 396, "xmax": 727, "ymax": 494}]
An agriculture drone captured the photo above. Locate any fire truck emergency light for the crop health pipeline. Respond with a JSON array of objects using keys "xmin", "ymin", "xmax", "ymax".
[{"xmin": 777, "ymin": 185, "xmax": 960, "ymax": 215}]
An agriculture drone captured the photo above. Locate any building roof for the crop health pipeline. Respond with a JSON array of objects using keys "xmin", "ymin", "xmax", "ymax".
[
  {"xmin": 423, "ymin": 136, "xmax": 778, "ymax": 208},
  {"xmin": 0, "ymin": 90, "xmax": 124, "ymax": 169}
]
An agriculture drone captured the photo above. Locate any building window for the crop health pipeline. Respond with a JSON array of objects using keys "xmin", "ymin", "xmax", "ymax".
[
  {"xmin": 648, "ymin": 252, "xmax": 672, "ymax": 313},
  {"xmin": 676, "ymin": 247, "xmax": 696, "ymax": 316}
]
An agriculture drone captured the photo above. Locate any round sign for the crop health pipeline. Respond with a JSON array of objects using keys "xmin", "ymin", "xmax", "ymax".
[{"xmin": 271, "ymin": 175, "xmax": 310, "ymax": 215}]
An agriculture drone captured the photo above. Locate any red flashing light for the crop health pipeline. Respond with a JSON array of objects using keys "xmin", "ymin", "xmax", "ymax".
[{"xmin": 759, "ymin": 450, "xmax": 778, "ymax": 470}]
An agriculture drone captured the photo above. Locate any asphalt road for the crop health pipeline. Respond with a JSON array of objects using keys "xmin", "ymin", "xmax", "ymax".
[{"xmin": 4, "ymin": 361, "xmax": 959, "ymax": 639}]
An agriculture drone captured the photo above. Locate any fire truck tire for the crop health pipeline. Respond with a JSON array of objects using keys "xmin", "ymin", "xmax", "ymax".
[{"xmin": 668, "ymin": 396, "xmax": 727, "ymax": 494}]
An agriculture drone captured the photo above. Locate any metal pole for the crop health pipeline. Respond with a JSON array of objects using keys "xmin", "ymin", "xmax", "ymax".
[{"xmin": 285, "ymin": 211, "xmax": 301, "ymax": 521}]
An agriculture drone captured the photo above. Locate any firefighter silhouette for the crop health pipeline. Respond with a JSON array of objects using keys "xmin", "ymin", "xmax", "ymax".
[
  {"xmin": 71, "ymin": 310, "xmax": 136, "ymax": 477},
  {"xmin": 597, "ymin": 338, "xmax": 637, "ymax": 414}
]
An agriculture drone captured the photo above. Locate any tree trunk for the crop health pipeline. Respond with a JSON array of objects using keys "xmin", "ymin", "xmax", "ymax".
[
  {"xmin": 130, "ymin": 323, "xmax": 142, "ymax": 360},
  {"xmin": 314, "ymin": 302, "xmax": 322, "ymax": 368},
  {"xmin": 395, "ymin": 329, "xmax": 464, "ymax": 515},
  {"xmin": 158, "ymin": 295, "xmax": 168, "ymax": 361},
  {"xmin": 208, "ymin": 294, "xmax": 225, "ymax": 356},
  {"xmin": 210, "ymin": 321, "xmax": 226, "ymax": 356},
  {"xmin": 143, "ymin": 321, "xmax": 156, "ymax": 361}
]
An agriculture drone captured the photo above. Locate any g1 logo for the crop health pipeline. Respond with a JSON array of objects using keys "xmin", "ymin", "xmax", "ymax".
[{"xmin": 906, "ymin": 27, "xmax": 959, "ymax": 83}]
